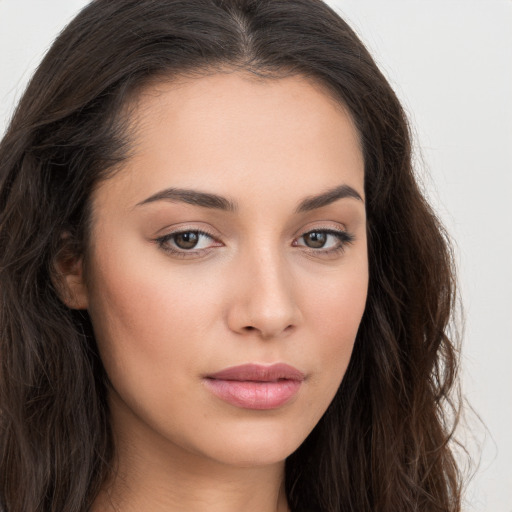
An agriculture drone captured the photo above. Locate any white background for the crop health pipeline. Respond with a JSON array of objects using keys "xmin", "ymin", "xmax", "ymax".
[{"xmin": 0, "ymin": 1, "xmax": 510, "ymax": 510}]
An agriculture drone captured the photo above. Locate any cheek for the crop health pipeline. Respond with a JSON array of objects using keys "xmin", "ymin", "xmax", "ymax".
[
  {"xmin": 87, "ymin": 259, "xmax": 203, "ymax": 357},
  {"xmin": 301, "ymin": 256, "xmax": 368, "ymax": 387}
]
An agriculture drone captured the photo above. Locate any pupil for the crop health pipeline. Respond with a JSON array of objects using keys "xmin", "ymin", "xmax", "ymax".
[
  {"xmin": 175, "ymin": 232, "xmax": 199, "ymax": 249},
  {"xmin": 305, "ymin": 232, "xmax": 326, "ymax": 248}
]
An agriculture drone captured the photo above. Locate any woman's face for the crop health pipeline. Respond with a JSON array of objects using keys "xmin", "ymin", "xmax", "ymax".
[{"xmin": 79, "ymin": 72, "xmax": 368, "ymax": 467}]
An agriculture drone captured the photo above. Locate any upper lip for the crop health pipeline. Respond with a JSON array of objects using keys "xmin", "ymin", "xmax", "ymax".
[{"xmin": 206, "ymin": 363, "xmax": 305, "ymax": 382}]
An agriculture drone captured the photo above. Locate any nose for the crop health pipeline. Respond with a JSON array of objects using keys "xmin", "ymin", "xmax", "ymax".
[{"xmin": 226, "ymin": 247, "xmax": 302, "ymax": 340}]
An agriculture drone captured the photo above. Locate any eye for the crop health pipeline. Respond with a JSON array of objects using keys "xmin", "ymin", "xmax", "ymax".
[
  {"xmin": 173, "ymin": 231, "xmax": 206, "ymax": 250},
  {"xmin": 155, "ymin": 229, "xmax": 221, "ymax": 255},
  {"xmin": 294, "ymin": 228, "xmax": 354, "ymax": 253}
]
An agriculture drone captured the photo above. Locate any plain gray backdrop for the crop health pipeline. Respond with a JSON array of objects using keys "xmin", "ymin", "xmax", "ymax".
[{"xmin": 1, "ymin": 1, "xmax": 511, "ymax": 510}]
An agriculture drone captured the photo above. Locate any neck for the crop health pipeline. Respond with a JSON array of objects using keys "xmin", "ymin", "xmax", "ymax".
[{"xmin": 94, "ymin": 456, "xmax": 289, "ymax": 512}]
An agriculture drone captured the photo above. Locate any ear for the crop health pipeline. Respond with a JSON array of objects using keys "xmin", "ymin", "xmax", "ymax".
[{"xmin": 52, "ymin": 238, "xmax": 89, "ymax": 310}]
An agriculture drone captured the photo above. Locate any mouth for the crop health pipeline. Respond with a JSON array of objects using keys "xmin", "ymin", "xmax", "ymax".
[{"xmin": 204, "ymin": 363, "xmax": 305, "ymax": 410}]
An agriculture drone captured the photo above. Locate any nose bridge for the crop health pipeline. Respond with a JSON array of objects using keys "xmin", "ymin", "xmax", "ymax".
[{"xmin": 227, "ymin": 239, "xmax": 300, "ymax": 339}]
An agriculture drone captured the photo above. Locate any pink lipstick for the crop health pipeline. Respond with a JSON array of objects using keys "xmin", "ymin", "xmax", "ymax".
[{"xmin": 204, "ymin": 363, "xmax": 304, "ymax": 410}]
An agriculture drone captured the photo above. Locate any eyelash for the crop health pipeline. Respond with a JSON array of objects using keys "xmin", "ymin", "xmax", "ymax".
[
  {"xmin": 155, "ymin": 228, "xmax": 355, "ymax": 259},
  {"xmin": 293, "ymin": 228, "xmax": 355, "ymax": 256},
  {"xmin": 155, "ymin": 229, "xmax": 220, "ymax": 259}
]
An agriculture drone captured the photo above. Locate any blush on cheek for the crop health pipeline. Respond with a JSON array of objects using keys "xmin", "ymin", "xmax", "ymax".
[
  {"xmin": 313, "ymin": 276, "xmax": 367, "ymax": 337},
  {"xmin": 309, "ymin": 275, "xmax": 367, "ymax": 380}
]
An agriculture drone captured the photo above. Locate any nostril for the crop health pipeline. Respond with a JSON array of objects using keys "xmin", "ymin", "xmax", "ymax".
[{"xmin": 241, "ymin": 324, "xmax": 295, "ymax": 338}]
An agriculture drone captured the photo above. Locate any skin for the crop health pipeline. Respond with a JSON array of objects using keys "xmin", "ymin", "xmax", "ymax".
[{"xmin": 61, "ymin": 72, "xmax": 368, "ymax": 512}]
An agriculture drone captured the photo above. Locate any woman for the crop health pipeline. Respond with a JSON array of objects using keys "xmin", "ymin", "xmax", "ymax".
[{"xmin": 0, "ymin": 0, "xmax": 462, "ymax": 511}]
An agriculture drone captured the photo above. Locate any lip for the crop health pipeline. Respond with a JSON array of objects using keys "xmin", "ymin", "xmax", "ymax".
[{"xmin": 204, "ymin": 363, "xmax": 305, "ymax": 410}]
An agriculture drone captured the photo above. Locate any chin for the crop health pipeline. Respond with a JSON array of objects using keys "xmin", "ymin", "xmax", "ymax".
[{"xmin": 195, "ymin": 418, "xmax": 312, "ymax": 468}]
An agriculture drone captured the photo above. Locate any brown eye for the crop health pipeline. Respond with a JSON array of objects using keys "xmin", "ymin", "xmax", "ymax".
[
  {"xmin": 173, "ymin": 231, "xmax": 200, "ymax": 249},
  {"xmin": 156, "ymin": 229, "xmax": 221, "ymax": 256},
  {"xmin": 303, "ymin": 231, "xmax": 327, "ymax": 248},
  {"xmin": 294, "ymin": 229, "xmax": 355, "ymax": 254}
]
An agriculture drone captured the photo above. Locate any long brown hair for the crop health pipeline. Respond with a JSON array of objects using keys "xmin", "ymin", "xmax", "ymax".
[{"xmin": 0, "ymin": 0, "xmax": 462, "ymax": 510}]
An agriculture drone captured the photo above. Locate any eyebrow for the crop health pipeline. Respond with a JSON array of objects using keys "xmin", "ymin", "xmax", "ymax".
[
  {"xmin": 135, "ymin": 183, "xmax": 363, "ymax": 212},
  {"xmin": 295, "ymin": 184, "xmax": 363, "ymax": 213},
  {"xmin": 135, "ymin": 188, "xmax": 237, "ymax": 211}
]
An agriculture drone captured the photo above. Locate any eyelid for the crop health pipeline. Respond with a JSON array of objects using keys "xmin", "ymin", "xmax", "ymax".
[{"xmin": 152, "ymin": 221, "xmax": 222, "ymax": 239}]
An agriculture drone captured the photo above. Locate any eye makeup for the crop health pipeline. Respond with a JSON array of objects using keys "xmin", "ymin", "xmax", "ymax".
[
  {"xmin": 155, "ymin": 228, "xmax": 221, "ymax": 258},
  {"xmin": 154, "ymin": 226, "xmax": 355, "ymax": 260},
  {"xmin": 293, "ymin": 228, "xmax": 355, "ymax": 257}
]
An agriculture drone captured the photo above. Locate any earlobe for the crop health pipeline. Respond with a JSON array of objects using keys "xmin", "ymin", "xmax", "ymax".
[{"xmin": 53, "ymin": 245, "xmax": 89, "ymax": 310}]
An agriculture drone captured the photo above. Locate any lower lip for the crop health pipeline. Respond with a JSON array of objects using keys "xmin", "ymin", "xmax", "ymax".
[{"xmin": 204, "ymin": 378, "xmax": 302, "ymax": 410}]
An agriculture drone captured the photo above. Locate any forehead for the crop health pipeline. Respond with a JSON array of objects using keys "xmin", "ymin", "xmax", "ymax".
[
  {"xmin": 92, "ymin": 72, "xmax": 364, "ymax": 212},
  {"xmin": 130, "ymin": 71, "xmax": 360, "ymax": 151}
]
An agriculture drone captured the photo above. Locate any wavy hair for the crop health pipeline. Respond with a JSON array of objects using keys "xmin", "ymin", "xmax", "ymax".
[{"xmin": 0, "ymin": 0, "xmax": 462, "ymax": 510}]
